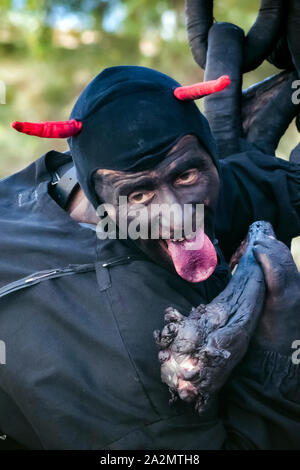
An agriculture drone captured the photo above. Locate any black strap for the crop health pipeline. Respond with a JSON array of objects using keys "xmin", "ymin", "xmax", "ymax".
[{"xmin": 49, "ymin": 162, "xmax": 79, "ymax": 209}]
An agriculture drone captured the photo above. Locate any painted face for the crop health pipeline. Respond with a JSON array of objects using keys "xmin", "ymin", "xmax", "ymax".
[{"xmin": 93, "ymin": 134, "xmax": 220, "ymax": 282}]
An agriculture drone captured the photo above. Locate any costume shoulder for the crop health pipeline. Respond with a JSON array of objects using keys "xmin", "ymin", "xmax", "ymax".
[
  {"xmin": 216, "ymin": 149, "xmax": 300, "ymax": 261},
  {"xmin": 0, "ymin": 150, "xmax": 72, "ymax": 206},
  {"xmin": 0, "ymin": 150, "xmax": 95, "ymax": 284}
]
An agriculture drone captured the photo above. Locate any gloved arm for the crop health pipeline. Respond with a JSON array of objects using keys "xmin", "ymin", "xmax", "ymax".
[
  {"xmin": 222, "ymin": 236, "xmax": 300, "ymax": 449},
  {"xmin": 155, "ymin": 224, "xmax": 300, "ymax": 449},
  {"xmin": 252, "ymin": 235, "xmax": 300, "ymax": 355},
  {"xmin": 216, "ymin": 150, "xmax": 300, "ymax": 261},
  {"xmin": 185, "ymin": 0, "xmax": 300, "ymax": 263}
]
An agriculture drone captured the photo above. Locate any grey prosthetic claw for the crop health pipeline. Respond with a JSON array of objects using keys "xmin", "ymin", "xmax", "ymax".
[{"xmin": 154, "ymin": 221, "xmax": 275, "ymax": 414}]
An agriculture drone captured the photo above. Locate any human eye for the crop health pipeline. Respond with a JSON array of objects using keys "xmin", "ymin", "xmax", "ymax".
[
  {"xmin": 128, "ymin": 190, "xmax": 155, "ymax": 204},
  {"xmin": 174, "ymin": 168, "xmax": 199, "ymax": 186}
]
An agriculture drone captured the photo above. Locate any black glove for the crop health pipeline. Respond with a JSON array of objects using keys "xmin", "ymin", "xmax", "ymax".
[
  {"xmin": 252, "ymin": 236, "xmax": 300, "ymax": 356},
  {"xmin": 154, "ymin": 221, "xmax": 274, "ymax": 413}
]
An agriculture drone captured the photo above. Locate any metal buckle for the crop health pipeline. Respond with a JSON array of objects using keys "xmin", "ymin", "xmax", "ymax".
[{"xmin": 51, "ymin": 171, "xmax": 61, "ymax": 186}]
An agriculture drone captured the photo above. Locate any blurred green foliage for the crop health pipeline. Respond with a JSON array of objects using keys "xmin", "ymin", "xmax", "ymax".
[
  {"xmin": 0, "ymin": 0, "xmax": 299, "ymax": 264},
  {"xmin": 0, "ymin": 0, "xmax": 298, "ymax": 177}
]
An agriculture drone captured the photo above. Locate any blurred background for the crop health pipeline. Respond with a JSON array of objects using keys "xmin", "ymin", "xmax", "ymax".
[{"xmin": 0, "ymin": 0, "xmax": 299, "ymax": 264}]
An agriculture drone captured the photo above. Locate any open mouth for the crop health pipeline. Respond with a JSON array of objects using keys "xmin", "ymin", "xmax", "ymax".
[{"xmin": 159, "ymin": 228, "xmax": 217, "ymax": 283}]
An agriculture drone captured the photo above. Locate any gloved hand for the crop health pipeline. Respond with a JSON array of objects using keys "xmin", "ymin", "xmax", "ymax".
[
  {"xmin": 252, "ymin": 236, "xmax": 300, "ymax": 356},
  {"xmin": 154, "ymin": 221, "xmax": 274, "ymax": 414}
]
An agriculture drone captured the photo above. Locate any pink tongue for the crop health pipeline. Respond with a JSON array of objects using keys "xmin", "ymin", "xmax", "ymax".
[{"xmin": 166, "ymin": 230, "xmax": 217, "ymax": 283}]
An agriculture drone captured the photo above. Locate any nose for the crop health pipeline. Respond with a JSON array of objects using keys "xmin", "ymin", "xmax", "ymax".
[{"xmin": 157, "ymin": 190, "xmax": 194, "ymax": 239}]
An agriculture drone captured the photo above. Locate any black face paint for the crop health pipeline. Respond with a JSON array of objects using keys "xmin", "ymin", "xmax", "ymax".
[
  {"xmin": 93, "ymin": 135, "xmax": 220, "ymax": 283},
  {"xmin": 68, "ymin": 66, "xmax": 219, "ymax": 209}
]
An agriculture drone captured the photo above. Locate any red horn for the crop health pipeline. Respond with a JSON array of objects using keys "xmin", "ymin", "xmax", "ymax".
[
  {"xmin": 11, "ymin": 119, "xmax": 82, "ymax": 138},
  {"xmin": 174, "ymin": 75, "xmax": 231, "ymax": 101}
]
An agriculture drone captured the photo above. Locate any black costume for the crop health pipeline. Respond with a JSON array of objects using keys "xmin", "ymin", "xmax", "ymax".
[{"xmin": 0, "ymin": 144, "xmax": 299, "ymax": 449}]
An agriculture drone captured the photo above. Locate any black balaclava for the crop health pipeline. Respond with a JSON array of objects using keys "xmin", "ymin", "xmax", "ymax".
[
  {"xmin": 67, "ymin": 66, "xmax": 219, "ymax": 208},
  {"xmin": 11, "ymin": 65, "xmax": 229, "ymax": 283}
]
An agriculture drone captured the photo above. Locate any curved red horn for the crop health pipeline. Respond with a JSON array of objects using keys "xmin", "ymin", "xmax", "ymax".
[
  {"xmin": 174, "ymin": 75, "xmax": 231, "ymax": 101},
  {"xmin": 11, "ymin": 119, "xmax": 82, "ymax": 138}
]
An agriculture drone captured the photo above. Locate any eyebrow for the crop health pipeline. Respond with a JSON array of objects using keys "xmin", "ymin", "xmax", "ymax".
[
  {"xmin": 165, "ymin": 154, "xmax": 208, "ymax": 179},
  {"xmin": 101, "ymin": 149, "xmax": 209, "ymax": 196},
  {"xmin": 114, "ymin": 176, "xmax": 157, "ymax": 197}
]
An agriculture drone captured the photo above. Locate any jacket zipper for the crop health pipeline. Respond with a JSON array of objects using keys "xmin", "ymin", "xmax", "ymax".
[
  {"xmin": 102, "ymin": 256, "xmax": 132, "ymax": 268},
  {"xmin": 0, "ymin": 255, "xmax": 147, "ymax": 299},
  {"xmin": 101, "ymin": 254, "xmax": 148, "ymax": 268},
  {"xmin": 0, "ymin": 264, "xmax": 95, "ymax": 299},
  {"xmin": 25, "ymin": 270, "xmax": 60, "ymax": 283}
]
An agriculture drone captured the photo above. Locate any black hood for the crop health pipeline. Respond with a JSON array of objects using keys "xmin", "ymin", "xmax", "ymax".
[{"xmin": 68, "ymin": 65, "xmax": 218, "ymax": 208}]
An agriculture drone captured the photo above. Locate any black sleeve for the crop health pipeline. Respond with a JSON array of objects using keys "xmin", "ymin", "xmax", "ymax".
[
  {"xmin": 103, "ymin": 345, "xmax": 300, "ymax": 449},
  {"xmin": 221, "ymin": 345, "xmax": 300, "ymax": 449},
  {"xmin": 216, "ymin": 150, "xmax": 300, "ymax": 261},
  {"xmin": 1, "ymin": 347, "xmax": 299, "ymax": 450},
  {"xmin": 0, "ymin": 434, "xmax": 28, "ymax": 450}
]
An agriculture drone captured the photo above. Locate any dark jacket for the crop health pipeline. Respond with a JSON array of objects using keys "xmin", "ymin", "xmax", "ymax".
[{"xmin": 0, "ymin": 150, "xmax": 299, "ymax": 449}]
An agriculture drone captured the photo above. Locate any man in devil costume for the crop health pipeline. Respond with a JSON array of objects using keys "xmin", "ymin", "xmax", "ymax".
[{"xmin": 0, "ymin": 2, "xmax": 300, "ymax": 450}]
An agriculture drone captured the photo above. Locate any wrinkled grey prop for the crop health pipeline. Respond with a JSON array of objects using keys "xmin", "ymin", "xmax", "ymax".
[
  {"xmin": 186, "ymin": 0, "xmax": 300, "ymax": 161},
  {"xmin": 154, "ymin": 221, "xmax": 275, "ymax": 414},
  {"xmin": 186, "ymin": 0, "xmax": 285, "ymax": 73}
]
